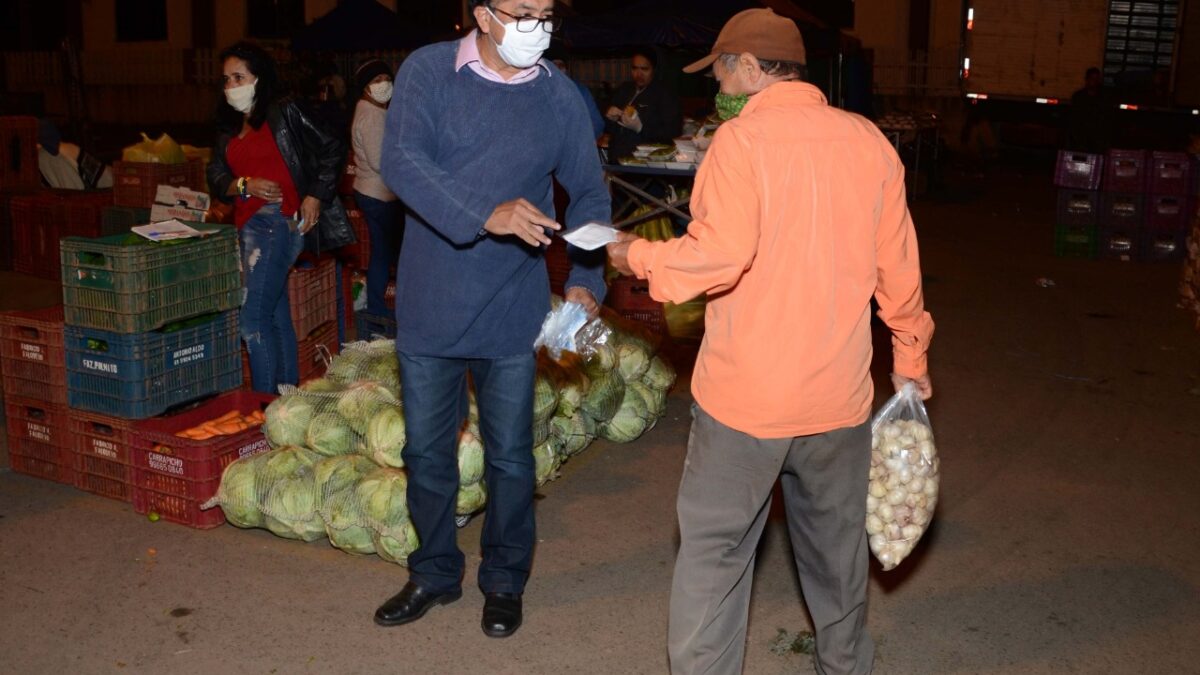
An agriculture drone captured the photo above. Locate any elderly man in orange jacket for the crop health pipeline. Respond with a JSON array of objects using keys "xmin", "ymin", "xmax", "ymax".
[{"xmin": 608, "ymin": 9, "xmax": 935, "ymax": 675}]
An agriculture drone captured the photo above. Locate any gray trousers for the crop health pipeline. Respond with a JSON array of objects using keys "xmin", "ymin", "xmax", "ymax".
[{"xmin": 668, "ymin": 404, "xmax": 874, "ymax": 675}]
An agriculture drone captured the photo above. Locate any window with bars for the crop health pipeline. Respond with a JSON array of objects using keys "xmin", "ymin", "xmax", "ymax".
[{"xmin": 1104, "ymin": 1, "xmax": 1180, "ymax": 81}]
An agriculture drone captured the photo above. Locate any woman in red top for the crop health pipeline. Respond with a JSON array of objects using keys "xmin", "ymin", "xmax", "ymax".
[{"xmin": 208, "ymin": 42, "xmax": 349, "ymax": 394}]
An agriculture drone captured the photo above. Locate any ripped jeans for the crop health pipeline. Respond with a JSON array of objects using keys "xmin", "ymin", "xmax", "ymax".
[{"xmin": 239, "ymin": 205, "xmax": 305, "ymax": 394}]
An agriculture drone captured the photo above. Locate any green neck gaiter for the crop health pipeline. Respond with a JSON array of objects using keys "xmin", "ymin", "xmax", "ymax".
[{"xmin": 715, "ymin": 93, "xmax": 751, "ymax": 121}]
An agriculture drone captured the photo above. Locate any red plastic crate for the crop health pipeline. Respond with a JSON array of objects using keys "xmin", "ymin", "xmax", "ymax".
[
  {"xmin": 132, "ymin": 483, "xmax": 226, "ymax": 529},
  {"xmin": 10, "ymin": 192, "xmax": 58, "ymax": 280},
  {"xmin": 3, "ymin": 396, "xmax": 70, "ymax": 448},
  {"xmin": 69, "ymin": 409, "xmax": 137, "ymax": 464},
  {"xmin": 130, "ymin": 390, "xmax": 274, "ymax": 486},
  {"xmin": 75, "ymin": 470, "xmax": 132, "ymax": 502},
  {"xmin": 606, "ymin": 275, "xmax": 667, "ymax": 335},
  {"xmin": 1145, "ymin": 194, "xmax": 1189, "ymax": 233},
  {"xmin": 288, "ymin": 257, "xmax": 338, "ymax": 339},
  {"xmin": 1, "ymin": 366, "xmax": 68, "ymax": 406},
  {"xmin": 9, "ymin": 191, "xmax": 113, "ymax": 280},
  {"xmin": 1104, "ymin": 149, "xmax": 1148, "ymax": 193},
  {"xmin": 299, "ymin": 320, "xmax": 338, "ymax": 382},
  {"xmin": 1148, "ymin": 152, "xmax": 1192, "ymax": 196},
  {"xmin": 111, "ymin": 159, "xmax": 205, "ymax": 208},
  {"xmin": 1054, "ymin": 151, "xmax": 1103, "ymax": 190},
  {"xmin": 0, "ymin": 116, "xmax": 40, "ymax": 193},
  {"xmin": 7, "ymin": 434, "xmax": 76, "ymax": 485}
]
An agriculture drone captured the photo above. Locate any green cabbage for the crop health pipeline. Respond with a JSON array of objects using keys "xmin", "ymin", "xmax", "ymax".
[
  {"xmin": 306, "ymin": 412, "xmax": 357, "ymax": 457},
  {"xmin": 599, "ymin": 387, "xmax": 652, "ymax": 443},
  {"xmin": 313, "ymin": 455, "xmax": 375, "ymax": 509},
  {"xmin": 263, "ymin": 472, "xmax": 325, "ymax": 542},
  {"xmin": 532, "ymin": 418, "xmax": 550, "ymax": 446},
  {"xmin": 299, "ymin": 378, "xmax": 343, "ymax": 394},
  {"xmin": 367, "ymin": 406, "xmax": 407, "ymax": 468},
  {"xmin": 356, "ymin": 468, "xmax": 409, "ymax": 528},
  {"xmin": 628, "ymin": 381, "xmax": 664, "ymax": 418},
  {"xmin": 326, "ymin": 350, "xmax": 371, "ymax": 383},
  {"xmin": 586, "ymin": 343, "xmax": 618, "ymax": 376},
  {"xmin": 642, "ymin": 355, "xmax": 677, "ymax": 391},
  {"xmin": 336, "ymin": 382, "xmax": 400, "ymax": 433},
  {"xmin": 457, "ymin": 430, "xmax": 485, "ymax": 486},
  {"xmin": 555, "ymin": 377, "xmax": 586, "ymax": 418},
  {"xmin": 257, "ymin": 446, "xmax": 319, "ymax": 490},
  {"xmin": 583, "ymin": 371, "xmax": 626, "ymax": 422},
  {"xmin": 456, "ymin": 481, "xmax": 487, "ymax": 515},
  {"xmin": 533, "ymin": 437, "xmax": 563, "ymax": 486},
  {"xmin": 551, "ymin": 412, "xmax": 592, "ymax": 458},
  {"xmin": 326, "ymin": 518, "xmax": 376, "ymax": 555},
  {"xmin": 533, "ymin": 374, "xmax": 559, "ymax": 425},
  {"xmin": 216, "ymin": 456, "xmax": 263, "ymax": 528},
  {"xmin": 373, "ymin": 520, "xmax": 420, "ymax": 565},
  {"xmin": 617, "ymin": 343, "xmax": 651, "ymax": 383},
  {"xmin": 264, "ymin": 396, "xmax": 314, "ymax": 447}
]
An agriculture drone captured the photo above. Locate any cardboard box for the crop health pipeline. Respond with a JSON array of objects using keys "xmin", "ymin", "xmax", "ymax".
[
  {"xmin": 150, "ymin": 203, "xmax": 206, "ymax": 223},
  {"xmin": 154, "ymin": 185, "xmax": 211, "ymax": 211}
]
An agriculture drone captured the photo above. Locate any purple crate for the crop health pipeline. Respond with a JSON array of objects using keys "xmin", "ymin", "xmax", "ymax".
[
  {"xmin": 1148, "ymin": 152, "xmax": 1191, "ymax": 196},
  {"xmin": 1145, "ymin": 194, "xmax": 1189, "ymax": 233},
  {"xmin": 1098, "ymin": 226, "xmax": 1139, "ymax": 261},
  {"xmin": 1054, "ymin": 151, "xmax": 1104, "ymax": 190},
  {"xmin": 1056, "ymin": 189, "xmax": 1100, "ymax": 227},
  {"xmin": 1103, "ymin": 149, "xmax": 1148, "ymax": 193},
  {"xmin": 1139, "ymin": 227, "xmax": 1187, "ymax": 263},
  {"xmin": 1099, "ymin": 192, "xmax": 1145, "ymax": 229}
]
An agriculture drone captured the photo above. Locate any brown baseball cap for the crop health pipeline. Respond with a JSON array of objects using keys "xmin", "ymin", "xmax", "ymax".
[{"xmin": 683, "ymin": 8, "xmax": 807, "ymax": 74}]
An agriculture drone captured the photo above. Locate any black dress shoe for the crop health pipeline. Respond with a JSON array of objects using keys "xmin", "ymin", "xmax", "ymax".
[
  {"xmin": 374, "ymin": 581, "xmax": 462, "ymax": 627},
  {"xmin": 481, "ymin": 592, "xmax": 523, "ymax": 638}
]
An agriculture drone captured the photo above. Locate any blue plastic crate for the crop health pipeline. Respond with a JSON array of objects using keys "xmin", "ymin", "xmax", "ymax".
[{"xmin": 66, "ymin": 311, "xmax": 242, "ymax": 418}]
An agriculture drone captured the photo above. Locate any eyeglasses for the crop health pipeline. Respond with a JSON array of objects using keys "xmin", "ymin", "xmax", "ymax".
[{"xmin": 488, "ymin": 6, "xmax": 562, "ymax": 33}]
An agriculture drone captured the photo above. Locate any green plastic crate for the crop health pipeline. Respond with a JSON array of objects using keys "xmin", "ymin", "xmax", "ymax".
[
  {"xmin": 1053, "ymin": 223, "xmax": 1098, "ymax": 259},
  {"xmin": 60, "ymin": 224, "xmax": 242, "ymax": 334}
]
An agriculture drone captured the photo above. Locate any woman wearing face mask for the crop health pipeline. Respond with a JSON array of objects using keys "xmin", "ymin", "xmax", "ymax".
[
  {"xmin": 350, "ymin": 59, "xmax": 403, "ymax": 318},
  {"xmin": 207, "ymin": 41, "xmax": 352, "ymax": 394}
]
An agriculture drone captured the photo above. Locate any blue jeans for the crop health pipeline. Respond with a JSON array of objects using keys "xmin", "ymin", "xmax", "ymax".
[
  {"xmin": 399, "ymin": 351, "xmax": 536, "ymax": 595},
  {"xmin": 240, "ymin": 206, "xmax": 304, "ymax": 394},
  {"xmin": 354, "ymin": 191, "xmax": 403, "ymax": 317}
]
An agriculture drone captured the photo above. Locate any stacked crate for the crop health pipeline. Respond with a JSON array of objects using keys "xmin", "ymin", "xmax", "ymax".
[
  {"xmin": 1140, "ymin": 153, "xmax": 1192, "ymax": 262},
  {"xmin": 1053, "ymin": 151, "xmax": 1104, "ymax": 258},
  {"xmin": 110, "ymin": 159, "xmax": 206, "ymax": 209},
  {"xmin": 0, "ymin": 307, "xmax": 75, "ymax": 486},
  {"xmin": 59, "ymin": 226, "xmax": 244, "ymax": 504},
  {"xmin": 241, "ymin": 256, "xmax": 342, "ymax": 386},
  {"xmin": 129, "ymin": 390, "xmax": 273, "ymax": 528},
  {"xmin": 10, "ymin": 190, "xmax": 116, "ymax": 280},
  {"xmin": 1095, "ymin": 150, "xmax": 1192, "ymax": 262}
]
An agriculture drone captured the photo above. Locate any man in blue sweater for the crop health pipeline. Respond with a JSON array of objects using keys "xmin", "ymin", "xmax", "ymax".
[{"xmin": 374, "ymin": 0, "xmax": 610, "ymax": 639}]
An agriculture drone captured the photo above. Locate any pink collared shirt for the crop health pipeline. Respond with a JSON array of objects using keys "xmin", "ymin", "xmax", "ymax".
[{"xmin": 455, "ymin": 30, "xmax": 550, "ymax": 84}]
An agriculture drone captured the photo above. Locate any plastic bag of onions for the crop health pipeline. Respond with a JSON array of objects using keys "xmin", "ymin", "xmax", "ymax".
[{"xmin": 866, "ymin": 382, "xmax": 939, "ymax": 570}]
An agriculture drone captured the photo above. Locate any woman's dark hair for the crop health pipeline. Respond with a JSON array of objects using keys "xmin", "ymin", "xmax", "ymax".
[
  {"xmin": 631, "ymin": 48, "xmax": 658, "ymax": 69},
  {"xmin": 216, "ymin": 41, "xmax": 283, "ymax": 133}
]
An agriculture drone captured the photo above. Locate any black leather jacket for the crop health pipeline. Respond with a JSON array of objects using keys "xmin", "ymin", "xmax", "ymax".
[{"xmin": 208, "ymin": 96, "xmax": 355, "ymax": 252}]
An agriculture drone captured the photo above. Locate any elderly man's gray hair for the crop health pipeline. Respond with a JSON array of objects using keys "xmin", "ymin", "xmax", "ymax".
[{"xmin": 718, "ymin": 53, "xmax": 806, "ymax": 81}]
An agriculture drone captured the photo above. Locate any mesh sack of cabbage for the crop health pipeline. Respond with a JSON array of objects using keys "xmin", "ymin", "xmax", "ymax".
[{"xmin": 866, "ymin": 383, "xmax": 940, "ymax": 571}]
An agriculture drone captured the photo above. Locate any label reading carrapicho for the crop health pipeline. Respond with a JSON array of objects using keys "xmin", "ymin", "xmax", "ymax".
[
  {"xmin": 82, "ymin": 358, "xmax": 118, "ymax": 374},
  {"xmin": 171, "ymin": 343, "xmax": 207, "ymax": 367},
  {"xmin": 238, "ymin": 437, "xmax": 270, "ymax": 459},
  {"xmin": 20, "ymin": 343, "xmax": 45, "ymax": 361},
  {"xmin": 148, "ymin": 452, "xmax": 185, "ymax": 476}
]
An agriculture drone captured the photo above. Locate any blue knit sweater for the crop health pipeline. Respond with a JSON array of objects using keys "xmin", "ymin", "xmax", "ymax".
[{"xmin": 382, "ymin": 41, "xmax": 610, "ymax": 359}]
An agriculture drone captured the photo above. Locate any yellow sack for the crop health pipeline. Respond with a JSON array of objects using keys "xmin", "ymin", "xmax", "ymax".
[{"xmin": 121, "ymin": 132, "xmax": 186, "ymax": 164}]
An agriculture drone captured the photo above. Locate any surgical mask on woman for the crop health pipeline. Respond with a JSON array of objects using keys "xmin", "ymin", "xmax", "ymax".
[
  {"xmin": 487, "ymin": 9, "xmax": 552, "ymax": 69},
  {"xmin": 714, "ymin": 93, "xmax": 750, "ymax": 121},
  {"xmin": 368, "ymin": 81, "xmax": 393, "ymax": 104},
  {"xmin": 226, "ymin": 80, "xmax": 256, "ymax": 113}
]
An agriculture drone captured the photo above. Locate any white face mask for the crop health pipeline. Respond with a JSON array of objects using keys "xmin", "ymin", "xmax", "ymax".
[
  {"xmin": 225, "ymin": 80, "xmax": 256, "ymax": 113},
  {"xmin": 487, "ymin": 8, "xmax": 552, "ymax": 69},
  {"xmin": 368, "ymin": 81, "xmax": 393, "ymax": 104}
]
